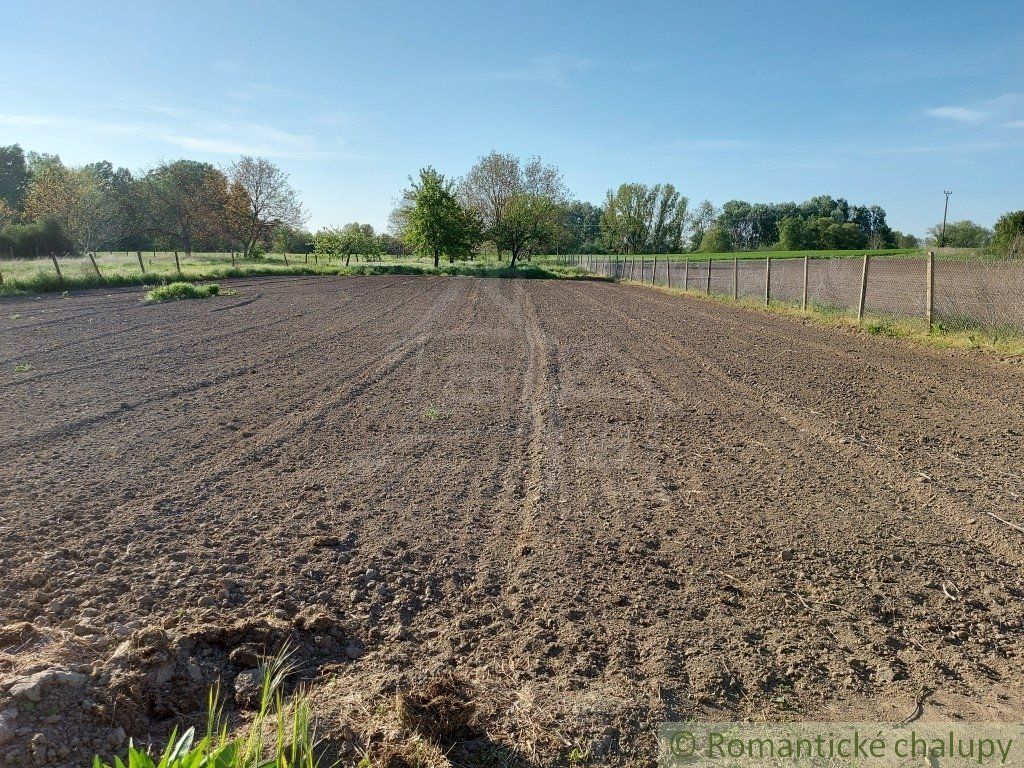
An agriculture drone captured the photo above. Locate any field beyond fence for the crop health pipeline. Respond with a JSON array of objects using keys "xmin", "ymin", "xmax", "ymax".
[{"xmin": 563, "ymin": 251, "xmax": 1024, "ymax": 333}]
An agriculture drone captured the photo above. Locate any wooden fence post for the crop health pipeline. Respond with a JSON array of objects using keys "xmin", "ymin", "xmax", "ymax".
[
  {"xmin": 764, "ymin": 256, "xmax": 771, "ymax": 306},
  {"xmin": 174, "ymin": 250, "xmax": 181, "ymax": 273},
  {"xmin": 653, "ymin": 254, "xmax": 658, "ymax": 285},
  {"xmin": 857, "ymin": 254, "xmax": 870, "ymax": 325},
  {"xmin": 802, "ymin": 253, "xmax": 809, "ymax": 311},
  {"xmin": 137, "ymin": 251, "xmax": 146, "ymax": 274},
  {"xmin": 89, "ymin": 252, "xmax": 102, "ymax": 278},
  {"xmin": 284, "ymin": 252, "xmax": 289, "ymax": 265},
  {"xmin": 47, "ymin": 250, "xmax": 63, "ymax": 287},
  {"xmin": 733, "ymin": 256, "xmax": 738, "ymax": 300},
  {"xmin": 667, "ymin": 257, "xmax": 672, "ymax": 288},
  {"xmin": 684, "ymin": 259, "xmax": 689, "ymax": 289},
  {"xmin": 925, "ymin": 250, "xmax": 935, "ymax": 332},
  {"xmin": 706, "ymin": 258, "xmax": 712, "ymax": 294}
]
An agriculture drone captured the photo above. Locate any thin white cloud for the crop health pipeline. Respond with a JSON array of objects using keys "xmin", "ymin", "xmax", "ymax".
[
  {"xmin": 472, "ymin": 55, "xmax": 593, "ymax": 87},
  {"xmin": 1006, "ymin": 120, "xmax": 1024, "ymax": 128},
  {"xmin": 0, "ymin": 111, "xmax": 345, "ymax": 160},
  {"xmin": 926, "ymin": 106, "xmax": 988, "ymax": 124}
]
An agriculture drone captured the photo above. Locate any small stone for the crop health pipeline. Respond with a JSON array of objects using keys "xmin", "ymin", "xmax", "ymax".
[
  {"xmin": 345, "ymin": 644, "xmax": 363, "ymax": 660},
  {"xmin": 781, "ymin": 549, "xmax": 795, "ymax": 562},
  {"xmin": 234, "ymin": 669, "xmax": 264, "ymax": 710},
  {"xmin": 0, "ymin": 710, "xmax": 15, "ymax": 746}
]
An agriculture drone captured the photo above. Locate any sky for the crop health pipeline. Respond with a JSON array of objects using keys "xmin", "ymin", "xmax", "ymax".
[{"xmin": 1, "ymin": 0, "xmax": 1022, "ymax": 237}]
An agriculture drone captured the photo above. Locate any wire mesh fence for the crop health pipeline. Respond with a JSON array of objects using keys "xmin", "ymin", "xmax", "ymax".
[{"xmin": 565, "ymin": 252, "xmax": 1024, "ymax": 332}]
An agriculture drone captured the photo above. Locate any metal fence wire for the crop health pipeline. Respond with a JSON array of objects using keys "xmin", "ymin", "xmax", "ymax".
[{"xmin": 567, "ymin": 253, "xmax": 1024, "ymax": 331}]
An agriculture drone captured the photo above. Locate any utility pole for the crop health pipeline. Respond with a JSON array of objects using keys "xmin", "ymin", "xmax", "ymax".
[{"xmin": 939, "ymin": 190, "xmax": 952, "ymax": 247}]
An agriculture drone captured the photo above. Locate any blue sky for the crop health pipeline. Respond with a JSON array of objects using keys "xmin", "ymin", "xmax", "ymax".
[{"xmin": 1, "ymin": 0, "xmax": 1022, "ymax": 236}]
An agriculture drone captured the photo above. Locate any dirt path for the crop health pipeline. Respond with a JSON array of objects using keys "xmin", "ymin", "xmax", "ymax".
[{"xmin": 1, "ymin": 276, "xmax": 1022, "ymax": 767}]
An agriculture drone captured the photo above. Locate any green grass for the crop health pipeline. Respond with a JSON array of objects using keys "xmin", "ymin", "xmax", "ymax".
[
  {"xmin": 92, "ymin": 652, "xmax": 318, "ymax": 768},
  {"xmin": 0, "ymin": 252, "xmax": 596, "ymax": 297},
  {"xmin": 145, "ymin": 282, "xmax": 221, "ymax": 303}
]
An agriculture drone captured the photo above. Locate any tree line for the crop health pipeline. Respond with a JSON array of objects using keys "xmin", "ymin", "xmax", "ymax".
[
  {"xmin": 381, "ymin": 151, "xmax": 927, "ymax": 264},
  {"xmin": 0, "ymin": 144, "xmax": 309, "ymax": 259},
  {"xmin": 4, "ymin": 142, "xmax": 1022, "ymax": 264}
]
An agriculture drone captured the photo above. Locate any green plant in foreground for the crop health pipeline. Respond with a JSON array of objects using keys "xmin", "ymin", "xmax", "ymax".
[
  {"xmin": 13, "ymin": 363, "xmax": 31, "ymax": 372},
  {"xmin": 92, "ymin": 650, "xmax": 318, "ymax": 768},
  {"xmin": 145, "ymin": 282, "xmax": 221, "ymax": 303}
]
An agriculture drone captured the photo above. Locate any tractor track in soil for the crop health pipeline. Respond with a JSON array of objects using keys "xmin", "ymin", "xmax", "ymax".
[{"xmin": 1, "ymin": 275, "xmax": 1023, "ymax": 767}]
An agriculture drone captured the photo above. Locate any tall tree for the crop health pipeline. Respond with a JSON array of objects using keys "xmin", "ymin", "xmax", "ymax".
[
  {"xmin": 24, "ymin": 159, "xmax": 122, "ymax": 254},
  {"xmin": 460, "ymin": 153, "xmax": 565, "ymax": 264},
  {"xmin": 0, "ymin": 144, "xmax": 29, "ymax": 211},
  {"xmin": 404, "ymin": 167, "xmax": 479, "ymax": 268},
  {"xmin": 600, "ymin": 183, "xmax": 688, "ymax": 254},
  {"xmin": 141, "ymin": 160, "xmax": 229, "ymax": 257},
  {"xmin": 688, "ymin": 199, "xmax": 718, "ymax": 251},
  {"xmin": 227, "ymin": 156, "xmax": 306, "ymax": 257}
]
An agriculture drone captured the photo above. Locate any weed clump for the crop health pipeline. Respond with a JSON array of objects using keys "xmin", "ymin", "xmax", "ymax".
[{"xmin": 145, "ymin": 282, "xmax": 220, "ymax": 303}]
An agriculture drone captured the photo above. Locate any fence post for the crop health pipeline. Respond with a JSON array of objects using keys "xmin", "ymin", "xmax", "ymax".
[
  {"xmin": 174, "ymin": 250, "xmax": 181, "ymax": 273},
  {"xmin": 733, "ymin": 256, "xmax": 738, "ymax": 300},
  {"xmin": 706, "ymin": 258, "xmax": 712, "ymax": 294},
  {"xmin": 684, "ymin": 259, "xmax": 689, "ymax": 289},
  {"xmin": 925, "ymin": 250, "xmax": 935, "ymax": 332},
  {"xmin": 802, "ymin": 253, "xmax": 809, "ymax": 311},
  {"xmin": 764, "ymin": 257, "xmax": 771, "ymax": 306},
  {"xmin": 89, "ymin": 252, "xmax": 102, "ymax": 278},
  {"xmin": 857, "ymin": 254, "xmax": 870, "ymax": 325},
  {"xmin": 667, "ymin": 257, "xmax": 672, "ymax": 289},
  {"xmin": 46, "ymin": 250, "xmax": 64, "ymax": 287},
  {"xmin": 284, "ymin": 251, "xmax": 289, "ymax": 266},
  {"xmin": 653, "ymin": 254, "xmax": 658, "ymax": 285},
  {"xmin": 137, "ymin": 251, "xmax": 146, "ymax": 274}
]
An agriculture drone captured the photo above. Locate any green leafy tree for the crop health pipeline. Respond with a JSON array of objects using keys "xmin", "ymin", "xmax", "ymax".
[
  {"xmin": 271, "ymin": 224, "xmax": 314, "ymax": 254},
  {"xmin": 404, "ymin": 167, "xmax": 479, "ymax": 268},
  {"xmin": 992, "ymin": 211, "xmax": 1024, "ymax": 256},
  {"xmin": 459, "ymin": 153, "xmax": 565, "ymax": 265},
  {"xmin": 600, "ymin": 183, "xmax": 688, "ymax": 254},
  {"xmin": 0, "ymin": 144, "xmax": 29, "ymax": 211},
  {"xmin": 24, "ymin": 159, "xmax": 122, "ymax": 254},
  {"xmin": 926, "ymin": 220, "xmax": 992, "ymax": 248},
  {"xmin": 688, "ymin": 200, "xmax": 718, "ymax": 251},
  {"xmin": 314, "ymin": 222, "xmax": 382, "ymax": 265},
  {"xmin": 777, "ymin": 217, "xmax": 816, "ymax": 250},
  {"xmin": 141, "ymin": 160, "xmax": 230, "ymax": 257},
  {"xmin": 698, "ymin": 225, "xmax": 733, "ymax": 253}
]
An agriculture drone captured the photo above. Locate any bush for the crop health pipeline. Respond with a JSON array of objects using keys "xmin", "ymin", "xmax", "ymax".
[
  {"xmin": 145, "ymin": 282, "xmax": 220, "ymax": 303},
  {"xmin": 0, "ymin": 217, "xmax": 75, "ymax": 257},
  {"xmin": 993, "ymin": 211, "xmax": 1024, "ymax": 257}
]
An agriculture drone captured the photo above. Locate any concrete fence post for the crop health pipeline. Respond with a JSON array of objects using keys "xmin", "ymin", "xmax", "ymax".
[
  {"xmin": 765, "ymin": 256, "xmax": 771, "ymax": 306},
  {"xmin": 857, "ymin": 254, "xmax": 870, "ymax": 325},
  {"xmin": 667, "ymin": 257, "xmax": 672, "ymax": 289},
  {"xmin": 926, "ymin": 250, "xmax": 935, "ymax": 332},
  {"xmin": 733, "ymin": 256, "xmax": 738, "ymax": 300},
  {"xmin": 802, "ymin": 254, "xmax": 809, "ymax": 311},
  {"xmin": 684, "ymin": 259, "xmax": 689, "ymax": 289},
  {"xmin": 706, "ymin": 258, "xmax": 712, "ymax": 295}
]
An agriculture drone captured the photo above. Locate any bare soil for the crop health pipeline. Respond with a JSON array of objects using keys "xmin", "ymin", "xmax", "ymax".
[{"xmin": 1, "ymin": 275, "xmax": 1023, "ymax": 767}]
